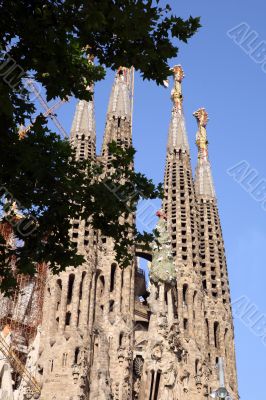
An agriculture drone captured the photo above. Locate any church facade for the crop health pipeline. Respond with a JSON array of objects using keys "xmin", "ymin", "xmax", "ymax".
[{"xmin": 7, "ymin": 66, "xmax": 238, "ymax": 400}]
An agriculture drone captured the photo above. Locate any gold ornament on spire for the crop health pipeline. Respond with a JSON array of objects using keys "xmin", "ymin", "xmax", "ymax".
[
  {"xmin": 194, "ymin": 108, "xmax": 209, "ymax": 159},
  {"xmin": 171, "ymin": 65, "xmax": 185, "ymax": 110}
]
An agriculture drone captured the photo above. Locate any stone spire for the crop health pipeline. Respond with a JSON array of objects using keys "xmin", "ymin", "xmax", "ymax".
[
  {"xmin": 107, "ymin": 67, "xmax": 132, "ymax": 119},
  {"xmin": 101, "ymin": 67, "xmax": 132, "ymax": 157},
  {"xmin": 163, "ymin": 65, "xmax": 199, "ymax": 266},
  {"xmin": 194, "ymin": 109, "xmax": 238, "ymax": 397},
  {"xmin": 70, "ymin": 88, "xmax": 96, "ymax": 161},
  {"xmin": 167, "ymin": 65, "xmax": 189, "ymax": 153},
  {"xmin": 194, "ymin": 108, "xmax": 216, "ymax": 198}
]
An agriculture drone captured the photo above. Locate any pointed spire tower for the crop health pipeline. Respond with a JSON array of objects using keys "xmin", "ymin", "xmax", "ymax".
[
  {"xmin": 101, "ymin": 67, "xmax": 133, "ymax": 159},
  {"xmin": 70, "ymin": 89, "xmax": 96, "ymax": 161},
  {"xmin": 194, "ymin": 109, "xmax": 238, "ymax": 397},
  {"xmin": 163, "ymin": 67, "xmax": 205, "ymax": 364},
  {"xmin": 167, "ymin": 65, "xmax": 189, "ymax": 153},
  {"xmin": 194, "ymin": 108, "xmax": 215, "ymax": 198},
  {"xmin": 163, "ymin": 66, "xmax": 199, "ymax": 269},
  {"xmin": 89, "ymin": 67, "xmax": 136, "ymax": 400}
]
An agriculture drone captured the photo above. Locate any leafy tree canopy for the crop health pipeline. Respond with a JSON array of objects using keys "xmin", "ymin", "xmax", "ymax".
[{"xmin": 0, "ymin": 0, "xmax": 200, "ymax": 293}]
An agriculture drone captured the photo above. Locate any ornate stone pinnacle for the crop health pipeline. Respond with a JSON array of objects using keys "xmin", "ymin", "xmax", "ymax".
[
  {"xmin": 193, "ymin": 108, "xmax": 209, "ymax": 128},
  {"xmin": 194, "ymin": 108, "xmax": 209, "ymax": 159},
  {"xmin": 171, "ymin": 65, "xmax": 185, "ymax": 109},
  {"xmin": 117, "ymin": 66, "xmax": 129, "ymax": 82},
  {"xmin": 172, "ymin": 65, "xmax": 185, "ymax": 82}
]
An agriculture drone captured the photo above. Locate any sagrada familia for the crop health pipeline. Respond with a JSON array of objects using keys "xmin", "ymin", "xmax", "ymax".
[{"xmin": 0, "ymin": 65, "xmax": 239, "ymax": 400}]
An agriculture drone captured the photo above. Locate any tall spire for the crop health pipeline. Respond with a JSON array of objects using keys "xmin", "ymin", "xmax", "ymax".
[
  {"xmin": 194, "ymin": 108, "xmax": 216, "ymax": 198},
  {"xmin": 107, "ymin": 67, "xmax": 132, "ymax": 119},
  {"xmin": 101, "ymin": 67, "xmax": 133, "ymax": 157},
  {"xmin": 167, "ymin": 65, "xmax": 189, "ymax": 153},
  {"xmin": 70, "ymin": 89, "xmax": 96, "ymax": 161}
]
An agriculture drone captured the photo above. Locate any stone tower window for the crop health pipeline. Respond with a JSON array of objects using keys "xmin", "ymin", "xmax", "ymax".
[
  {"xmin": 149, "ymin": 370, "xmax": 155, "ymax": 400},
  {"xmin": 74, "ymin": 347, "xmax": 80, "ymax": 364},
  {"xmin": 65, "ymin": 311, "xmax": 71, "ymax": 326},
  {"xmin": 182, "ymin": 284, "xmax": 188, "ymax": 306},
  {"xmin": 79, "ymin": 271, "xmax": 86, "ymax": 299},
  {"xmin": 224, "ymin": 328, "xmax": 228, "ymax": 357},
  {"xmin": 119, "ymin": 332, "xmax": 124, "ymax": 347},
  {"xmin": 195, "ymin": 359, "xmax": 199, "ymax": 374},
  {"xmin": 164, "ymin": 288, "xmax": 168, "ymax": 305},
  {"xmin": 110, "ymin": 264, "xmax": 116, "ymax": 292},
  {"xmin": 56, "ymin": 279, "xmax": 62, "ymax": 311},
  {"xmin": 100, "ymin": 275, "xmax": 105, "ymax": 290},
  {"xmin": 154, "ymin": 370, "xmax": 161, "ymax": 400},
  {"xmin": 205, "ymin": 319, "xmax": 210, "ymax": 344},
  {"xmin": 193, "ymin": 291, "xmax": 197, "ymax": 310},
  {"xmin": 214, "ymin": 321, "xmax": 220, "ymax": 349},
  {"xmin": 67, "ymin": 274, "xmax": 75, "ymax": 305},
  {"xmin": 109, "ymin": 300, "xmax": 114, "ymax": 313}
]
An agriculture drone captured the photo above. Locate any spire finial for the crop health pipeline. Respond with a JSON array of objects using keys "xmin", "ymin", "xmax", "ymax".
[
  {"xmin": 194, "ymin": 107, "xmax": 209, "ymax": 160},
  {"xmin": 116, "ymin": 66, "xmax": 129, "ymax": 82},
  {"xmin": 105, "ymin": 66, "xmax": 132, "ymax": 119},
  {"xmin": 171, "ymin": 65, "xmax": 185, "ymax": 110}
]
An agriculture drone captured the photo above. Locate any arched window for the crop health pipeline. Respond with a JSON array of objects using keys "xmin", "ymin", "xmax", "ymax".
[
  {"xmin": 110, "ymin": 264, "xmax": 116, "ymax": 292},
  {"xmin": 224, "ymin": 328, "xmax": 228, "ymax": 357},
  {"xmin": 67, "ymin": 274, "xmax": 75, "ymax": 304},
  {"xmin": 164, "ymin": 288, "xmax": 168, "ymax": 305},
  {"xmin": 193, "ymin": 291, "xmax": 197, "ymax": 304},
  {"xmin": 195, "ymin": 359, "xmax": 199, "ymax": 374},
  {"xmin": 56, "ymin": 279, "xmax": 62, "ymax": 310},
  {"xmin": 183, "ymin": 284, "xmax": 188, "ymax": 306},
  {"xmin": 149, "ymin": 370, "xmax": 155, "ymax": 400},
  {"xmin": 171, "ymin": 289, "xmax": 178, "ymax": 319},
  {"xmin": 109, "ymin": 300, "xmax": 114, "ymax": 313},
  {"xmin": 79, "ymin": 271, "xmax": 86, "ymax": 299},
  {"xmin": 74, "ymin": 347, "xmax": 80, "ymax": 364},
  {"xmin": 205, "ymin": 319, "xmax": 210, "ymax": 344},
  {"xmin": 99, "ymin": 275, "xmax": 105, "ymax": 295},
  {"xmin": 121, "ymin": 269, "xmax": 124, "ymax": 288},
  {"xmin": 65, "ymin": 311, "xmax": 71, "ymax": 326},
  {"xmin": 154, "ymin": 370, "xmax": 161, "ymax": 400},
  {"xmin": 214, "ymin": 321, "xmax": 220, "ymax": 349},
  {"xmin": 119, "ymin": 332, "xmax": 124, "ymax": 347}
]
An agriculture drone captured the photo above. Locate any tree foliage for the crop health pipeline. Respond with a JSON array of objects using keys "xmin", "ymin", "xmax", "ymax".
[{"xmin": 0, "ymin": 0, "xmax": 200, "ymax": 292}]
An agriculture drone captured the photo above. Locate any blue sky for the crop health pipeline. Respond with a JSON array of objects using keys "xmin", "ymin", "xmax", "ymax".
[{"xmin": 50, "ymin": 1, "xmax": 266, "ymax": 398}]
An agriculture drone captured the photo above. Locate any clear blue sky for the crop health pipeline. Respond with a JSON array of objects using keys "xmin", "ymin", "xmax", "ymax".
[{"xmin": 52, "ymin": 1, "xmax": 266, "ymax": 398}]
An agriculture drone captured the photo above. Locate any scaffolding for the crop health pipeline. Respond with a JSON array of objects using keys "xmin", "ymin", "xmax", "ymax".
[{"xmin": 0, "ymin": 219, "xmax": 47, "ymax": 391}]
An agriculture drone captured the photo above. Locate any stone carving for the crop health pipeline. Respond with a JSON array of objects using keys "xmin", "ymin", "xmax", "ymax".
[
  {"xmin": 150, "ymin": 210, "xmax": 176, "ymax": 285},
  {"xmin": 133, "ymin": 356, "xmax": 144, "ymax": 378}
]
